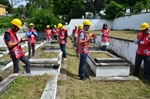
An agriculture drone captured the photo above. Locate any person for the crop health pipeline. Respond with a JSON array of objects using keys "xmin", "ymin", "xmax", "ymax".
[
  {"xmin": 58, "ymin": 23, "xmax": 68, "ymax": 61},
  {"xmin": 133, "ymin": 22, "xmax": 150, "ymax": 80},
  {"xmin": 52, "ymin": 25, "xmax": 59, "ymax": 40},
  {"xmin": 77, "ymin": 24, "xmax": 83, "ymax": 56},
  {"xmin": 4, "ymin": 18, "xmax": 30, "ymax": 73},
  {"xmin": 72, "ymin": 25, "xmax": 78, "ymax": 47},
  {"xmin": 26, "ymin": 23, "xmax": 38, "ymax": 58},
  {"xmin": 45, "ymin": 25, "xmax": 52, "ymax": 46},
  {"xmin": 90, "ymin": 32, "xmax": 97, "ymax": 44},
  {"xmin": 100, "ymin": 23, "xmax": 110, "ymax": 51},
  {"xmin": 78, "ymin": 20, "xmax": 92, "ymax": 80}
]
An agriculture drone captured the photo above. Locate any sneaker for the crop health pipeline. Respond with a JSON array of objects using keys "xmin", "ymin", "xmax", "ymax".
[
  {"xmin": 63, "ymin": 58, "xmax": 66, "ymax": 61},
  {"xmin": 80, "ymin": 77, "xmax": 87, "ymax": 81}
]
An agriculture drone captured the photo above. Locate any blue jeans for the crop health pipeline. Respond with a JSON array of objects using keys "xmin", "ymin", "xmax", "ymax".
[
  {"xmin": 74, "ymin": 38, "xmax": 76, "ymax": 47},
  {"xmin": 134, "ymin": 54, "xmax": 150, "ymax": 79},
  {"xmin": 102, "ymin": 45, "xmax": 107, "ymax": 51},
  {"xmin": 79, "ymin": 52, "xmax": 88, "ymax": 78},
  {"xmin": 59, "ymin": 44, "xmax": 66, "ymax": 58}
]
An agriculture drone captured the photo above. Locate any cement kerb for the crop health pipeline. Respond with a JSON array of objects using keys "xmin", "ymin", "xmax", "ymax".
[
  {"xmin": 29, "ymin": 58, "xmax": 58, "ymax": 64},
  {"xmin": 0, "ymin": 73, "xmax": 58, "ymax": 99}
]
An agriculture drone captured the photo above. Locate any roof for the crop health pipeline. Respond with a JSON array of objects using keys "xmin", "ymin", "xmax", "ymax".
[{"xmin": 0, "ymin": 4, "xmax": 7, "ymax": 8}]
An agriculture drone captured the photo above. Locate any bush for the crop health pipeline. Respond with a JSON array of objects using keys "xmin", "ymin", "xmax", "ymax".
[
  {"xmin": 27, "ymin": 9, "xmax": 64, "ymax": 31},
  {"xmin": 0, "ymin": 16, "xmax": 13, "ymax": 29}
]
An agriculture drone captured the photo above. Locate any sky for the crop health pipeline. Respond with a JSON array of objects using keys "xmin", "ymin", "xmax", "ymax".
[{"xmin": 9, "ymin": 0, "xmax": 27, "ymax": 8}]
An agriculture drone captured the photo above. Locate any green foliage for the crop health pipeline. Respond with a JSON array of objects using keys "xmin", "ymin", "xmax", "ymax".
[
  {"xmin": 104, "ymin": 1, "xmax": 125, "ymax": 20},
  {"xmin": 53, "ymin": 0, "xmax": 85, "ymax": 22},
  {"xmin": 133, "ymin": 2, "xmax": 144, "ymax": 13},
  {"xmin": 27, "ymin": 9, "xmax": 63, "ymax": 31},
  {"xmin": 0, "ymin": 16, "xmax": 13, "ymax": 29}
]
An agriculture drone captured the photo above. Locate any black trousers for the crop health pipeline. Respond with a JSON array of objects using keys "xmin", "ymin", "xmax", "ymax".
[
  {"xmin": 28, "ymin": 43, "xmax": 35, "ymax": 58},
  {"xmin": 134, "ymin": 54, "xmax": 150, "ymax": 79},
  {"xmin": 12, "ymin": 55, "xmax": 31, "ymax": 73}
]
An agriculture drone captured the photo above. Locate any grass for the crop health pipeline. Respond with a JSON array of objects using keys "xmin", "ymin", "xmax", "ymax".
[
  {"xmin": 57, "ymin": 37, "xmax": 150, "ymax": 99},
  {"xmin": 37, "ymin": 50, "xmax": 58, "ymax": 58},
  {"xmin": 0, "ymin": 74, "xmax": 53, "ymax": 99},
  {"xmin": 88, "ymin": 30, "xmax": 138, "ymax": 40},
  {"xmin": 90, "ymin": 52, "xmax": 112, "ymax": 58}
]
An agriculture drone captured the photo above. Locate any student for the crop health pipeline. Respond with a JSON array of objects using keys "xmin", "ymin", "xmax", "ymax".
[
  {"xmin": 52, "ymin": 25, "xmax": 59, "ymax": 40},
  {"xmin": 78, "ymin": 20, "xmax": 92, "ymax": 80},
  {"xmin": 26, "ymin": 23, "xmax": 38, "ymax": 58},
  {"xmin": 58, "ymin": 23, "xmax": 68, "ymax": 61},
  {"xmin": 4, "ymin": 18, "xmax": 30, "ymax": 73},
  {"xmin": 45, "ymin": 25, "xmax": 52, "ymax": 46},
  {"xmin": 100, "ymin": 23, "xmax": 110, "ymax": 51},
  {"xmin": 133, "ymin": 22, "xmax": 150, "ymax": 80},
  {"xmin": 72, "ymin": 25, "xmax": 78, "ymax": 47}
]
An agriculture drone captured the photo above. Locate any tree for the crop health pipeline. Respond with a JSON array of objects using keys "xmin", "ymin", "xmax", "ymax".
[
  {"xmin": 104, "ymin": 1, "xmax": 125, "ymax": 20},
  {"xmin": 27, "ymin": 9, "xmax": 63, "ymax": 31},
  {"xmin": 53, "ymin": 0, "xmax": 85, "ymax": 22}
]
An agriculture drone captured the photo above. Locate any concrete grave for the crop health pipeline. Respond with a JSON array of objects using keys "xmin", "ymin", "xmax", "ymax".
[
  {"xmin": 23, "ymin": 51, "xmax": 63, "ymax": 75},
  {"xmin": 0, "ymin": 73, "xmax": 58, "ymax": 99},
  {"xmin": 42, "ymin": 46, "xmax": 61, "ymax": 52},
  {"xmin": 87, "ymin": 51, "xmax": 131, "ymax": 77}
]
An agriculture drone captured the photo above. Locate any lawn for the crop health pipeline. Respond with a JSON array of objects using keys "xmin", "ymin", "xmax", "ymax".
[
  {"xmin": 89, "ymin": 52, "xmax": 112, "ymax": 58},
  {"xmin": 37, "ymin": 50, "xmax": 58, "ymax": 58},
  {"xmin": 88, "ymin": 30, "xmax": 138, "ymax": 40},
  {"xmin": 0, "ymin": 74, "xmax": 53, "ymax": 99},
  {"xmin": 57, "ymin": 37, "xmax": 150, "ymax": 99}
]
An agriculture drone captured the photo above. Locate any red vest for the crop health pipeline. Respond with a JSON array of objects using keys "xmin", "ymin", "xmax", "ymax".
[
  {"xmin": 27, "ymin": 29, "xmax": 36, "ymax": 44},
  {"xmin": 101, "ymin": 29, "xmax": 110, "ymax": 42},
  {"xmin": 72, "ymin": 29, "xmax": 78, "ymax": 38},
  {"xmin": 45, "ymin": 29, "xmax": 52, "ymax": 39},
  {"xmin": 53, "ymin": 28, "xmax": 59, "ymax": 36},
  {"xmin": 136, "ymin": 32, "xmax": 150, "ymax": 56},
  {"xmin": 4, "ymin": 29, "xmax": 24, "ymax": 59},
  {"xmin": 59, "ymin": 29, "xmax": 67, "ymax": 44},
  {"xmin": 78, "ymin": 30, "xmax": 89, "ymax": 54}
]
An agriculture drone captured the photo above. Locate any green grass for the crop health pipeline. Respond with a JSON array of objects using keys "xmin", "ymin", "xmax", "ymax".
[
  {"xmin": 90, "ymin": 52, "xmax": 112, "ymax": 58},
  {"xmin": 37, "ymin": 50, "xmax": 58, "ymax": 58},
  {"xmin": 89, "ymin": 30, "xmax": 138, "ymax": 40},
  {"xmin": 0, "ymin": 74, "xmax": 53, "ymax": 99},
  {"xmin": 57, "ymin": 37, "xmax": 150, "ymax": 99}
]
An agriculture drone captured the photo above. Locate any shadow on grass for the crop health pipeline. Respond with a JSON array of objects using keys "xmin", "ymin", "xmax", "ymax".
[
  {"xmin": 66, "ymin": 46, "xmax": 74, "ymax": 49},
  {"xmin": 130, "ymin": 65, "xmax": 150, "ymax": 86},
  {"xmin": 65, "ymin": 68, "xmax": 79, "ymax": 80},
  {"xmin": 66, "ymin": 53, "xmax": 77, "ymax": 57}
]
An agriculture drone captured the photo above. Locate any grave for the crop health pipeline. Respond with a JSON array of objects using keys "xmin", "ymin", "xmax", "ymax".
[
  {"xmin": 42, "ymin": 46, "xmax": 60, "ymax": 52},
  {"xmin": 0, "ymin": 73, "xmax": 58, "ymax": 99},
  {"xmin": 86, "ymin": 51, "xmax": 131, "ymax": 77},
  {"xmin": 25, "ymin": 51, "xmax": 62, "ymax": 75}
]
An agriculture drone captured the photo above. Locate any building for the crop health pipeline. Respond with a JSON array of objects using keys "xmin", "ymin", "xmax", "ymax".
[{"xmin": 0, "ymin": 4, "xmax": 7, "ymax": 16}]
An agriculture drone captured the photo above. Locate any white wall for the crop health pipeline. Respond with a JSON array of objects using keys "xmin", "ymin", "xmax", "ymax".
[
  {"xmin": 67, "ymin": 13, "xmax": 150, "ymax": 36},
  {"xmin": 113, "ymin": 13, "xmax": 150, "ymax": 30},
  {"xmin": 67, "ymin": 19, "xmax": 113, "ymax": 36}
]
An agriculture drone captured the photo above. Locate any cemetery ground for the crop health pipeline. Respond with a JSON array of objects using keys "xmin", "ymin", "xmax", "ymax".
[
  {"xmin": 0, "ymin": 30, "xmax": 150, "ymax": 98},
  {"xmin": 57, "ymin": 30, "xmax": 150, "ymax": 99}
]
